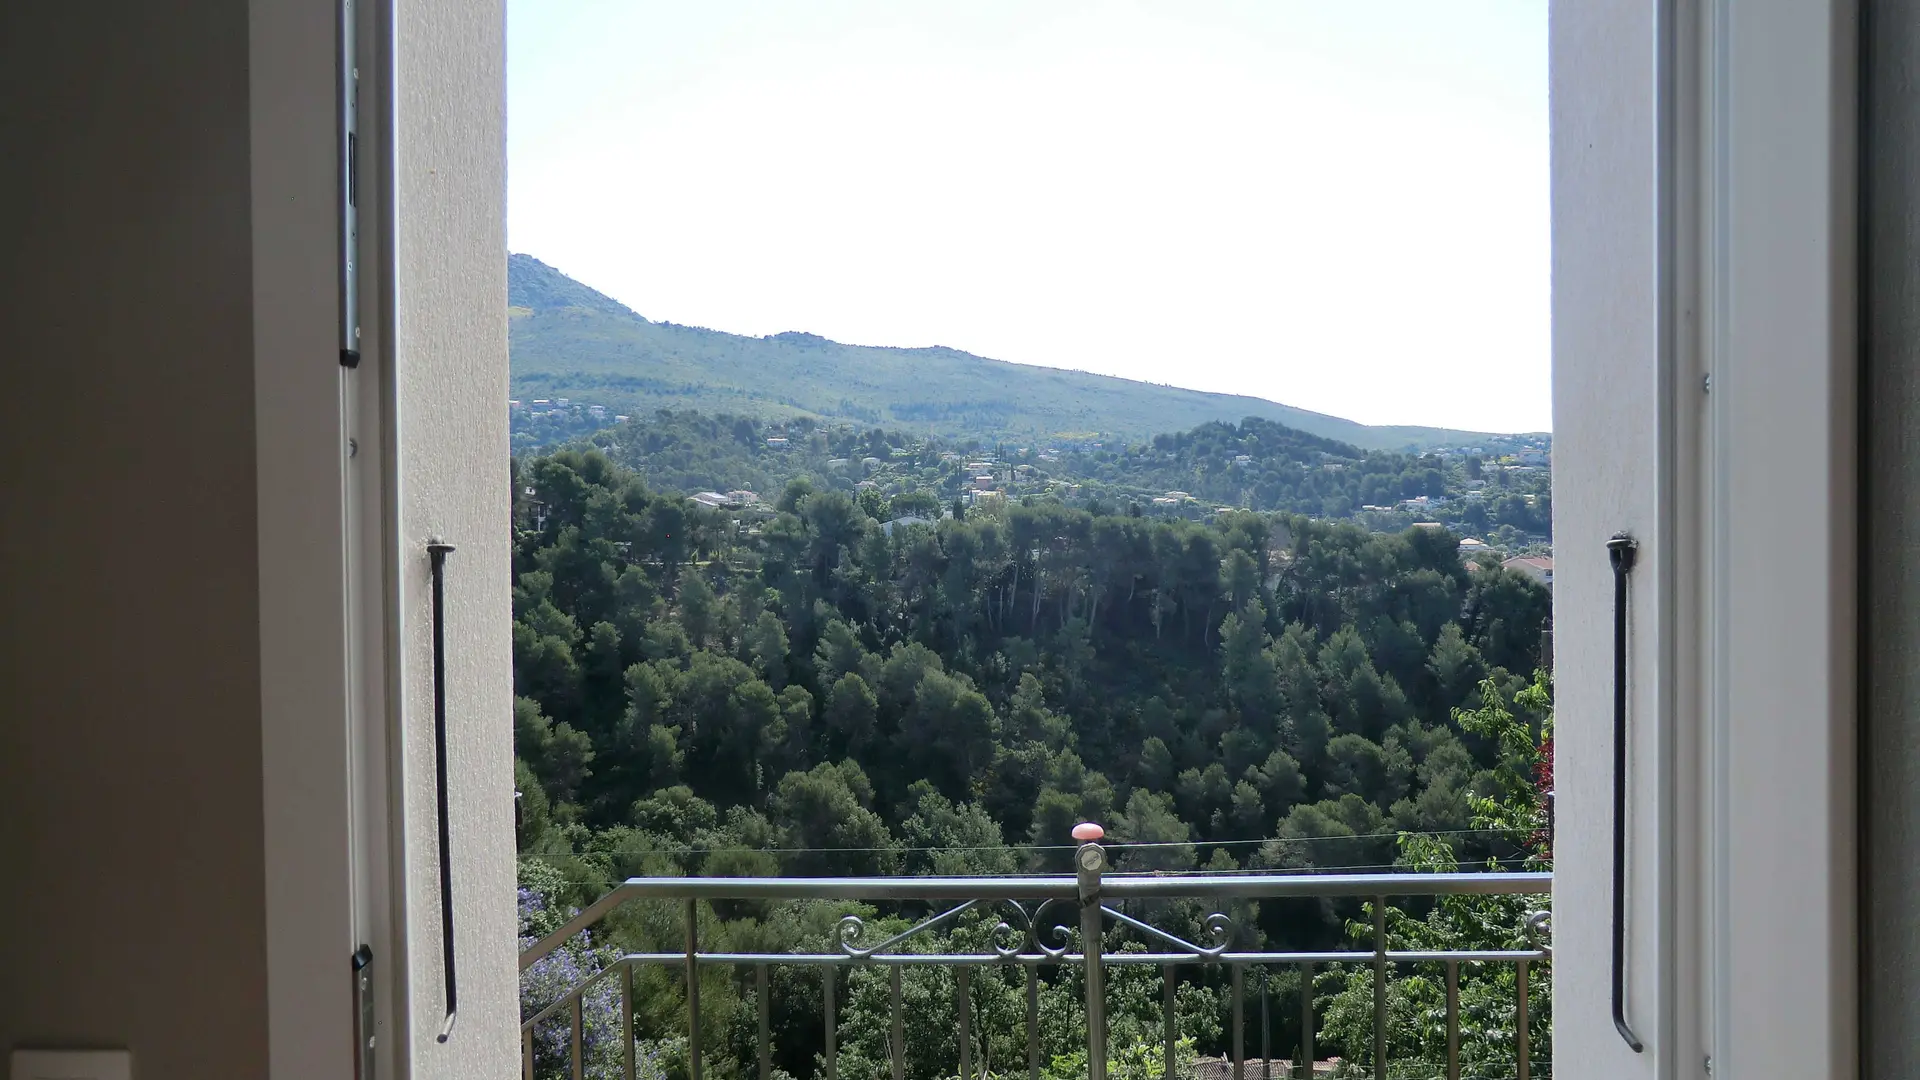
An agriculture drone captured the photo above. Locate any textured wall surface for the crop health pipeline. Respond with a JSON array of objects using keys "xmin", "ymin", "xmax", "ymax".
[
  {"xmin": 393, "ymin": 0, "xmax": 518, "ymax": 1073},
  {"xmin": 0, "ymin": 2, "xmax": 271, "ymax": 1076},
  {"xmin": 1548, "ymin": 4, "xmax": 1668, "ymax": 1078}
]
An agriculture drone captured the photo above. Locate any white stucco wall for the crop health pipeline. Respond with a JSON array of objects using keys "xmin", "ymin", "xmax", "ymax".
[
  {"xmin": 1549, "ymin": 4, "xmax": 1673, "ymax": 1077},
  {"xmin": 392, "ymin": 0, "xmax": 519, "ymax": 1074}
]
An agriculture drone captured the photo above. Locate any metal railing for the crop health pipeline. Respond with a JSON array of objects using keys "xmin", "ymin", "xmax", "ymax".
[{"xmin": 520, "ymin": 837, "xmax": 1550, "ymax": 1080}]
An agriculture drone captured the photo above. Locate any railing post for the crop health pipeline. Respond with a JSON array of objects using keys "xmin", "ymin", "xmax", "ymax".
[
  {"xmin": 1261, "ymin": 968, "xmax": 1272, "ymax": 1080},
  {"xmin": 624, "ymin": 962, "xmax": 636, "ymax": 1080},
  {"xmin": 523, "ymin": 1027, "xmax": 534, "ymax": 1080},
  {"xmin": 571, "ymin": 994, "xmax": 584, "ymax": 1080},
  {"xmin": 1445, "ymin": 960, "xmax": 1459, "ymax": 1080},
  {"xmin": 1372, "ymin": 896, "xmax": 1387, "ymax": 1080},
  {"xmin": 1232, "ymin": 963, "xmax": 1246, "ymax": 1080},
  {"xmin": 957, "ymin": 966, "xmax": 973, "ymax": 1080},
  {"xmin": 1030, "ymin": 965, "xmax": 1043, "ymax": 1080},
  {"xmin": 825, "ymin": 968, "xmax": 838, "ymax": 1080},
  {"xmin": 1298, "ymin": 962, "xmax": 1313, "ymax": 1080},
  {"xmin": 1163, "ymin": 964, "xmax": 1177, "ymax": 1080},
  {"xmin": 757, "ymin": 963, "xmax": 771, "ymax": 1080},
  {"xmin": 686, "ymin": 898, "xmax": 702, "ymax": 1080},
  {"xmin": 890, "ymin": 965, "xmax": 905, "ymax": 1080},
  {"xmin": 1075, "ymin": 823, "xmax": 1107, "ymax": 1080},
  {"xmin": 1517, "ymin": 958, "xmax": 1531, "ymax": 1080}
]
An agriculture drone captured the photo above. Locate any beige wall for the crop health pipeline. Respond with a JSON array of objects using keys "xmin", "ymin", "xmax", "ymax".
[
  {"xmin": 0, "ymin": 0, "xmax": 515, "ymax": 1076},
  {"xmin": 0, "ymin": 2, "xmax": 271, "ymax": 1077}
]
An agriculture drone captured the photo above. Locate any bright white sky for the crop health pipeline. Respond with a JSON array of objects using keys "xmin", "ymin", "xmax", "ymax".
[{"xmin": 508, "ymin": 1, "xmax": 1548, "ymax": 433}]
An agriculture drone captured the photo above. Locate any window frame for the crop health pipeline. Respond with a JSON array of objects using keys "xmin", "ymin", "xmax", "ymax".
[
  {"xmin": 1551, "ymin": 1, "xmax": 1858, "ymax": 1077},
  {"xmin": 255, "ymin": 1, "xmax": 1866, "ymax": 1075},
  {"xmin": 1697, "ymin": 1, "xmax": 1858, "ymax": 1075},
  {"xmin": 253, "ymin": 0, "xmax": 513, "ymax": 1076}
]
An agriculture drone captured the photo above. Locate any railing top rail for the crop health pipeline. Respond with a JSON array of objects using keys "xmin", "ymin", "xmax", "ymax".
[{"xmin": 520, "ymin": 871, "xmax": 1549, "ymax": 970}]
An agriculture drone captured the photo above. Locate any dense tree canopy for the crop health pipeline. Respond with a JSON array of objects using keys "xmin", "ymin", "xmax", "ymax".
[{"xmin": 512, "ymin": 444, "xmax": 1554, "ymax": 1078}]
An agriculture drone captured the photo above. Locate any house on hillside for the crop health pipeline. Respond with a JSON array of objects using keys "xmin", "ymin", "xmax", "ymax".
[
  {"xmin": 1504, "ymin": 555, "xmax": 1554, "ymax": 586},
  {"xmin": 1458, "ymin": 537, "xmax": 1492, "ymax": 558},
  {"xmin": 1194, "ymin": 1059, "xmax": 1340, "ymax": 1079},
  {"xmin": 880, "ymin": 515, "xmax": 933, "ymax": 537}
]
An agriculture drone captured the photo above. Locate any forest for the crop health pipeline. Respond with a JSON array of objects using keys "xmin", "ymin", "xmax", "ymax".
[{"xmin": 512, "ymin": 441, "xmax": 1556, "ymax": 1079}]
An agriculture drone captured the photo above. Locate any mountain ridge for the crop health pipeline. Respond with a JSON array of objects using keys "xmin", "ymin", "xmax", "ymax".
[{"xmin": 507, "ymin": 253, "xmax": 1521, "ymax": 451}]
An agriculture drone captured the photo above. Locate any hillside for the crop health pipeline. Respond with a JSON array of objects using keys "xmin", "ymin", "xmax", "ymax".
[
  {"xmin": 514, "ymin": 406, "xmax": 1552, "ymax": 549},
  {"xmin": 508, "ymin": 254, "xmax": 1504, "ymax": 452}
]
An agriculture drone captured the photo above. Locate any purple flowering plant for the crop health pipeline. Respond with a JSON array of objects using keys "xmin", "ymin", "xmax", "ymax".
[{"xmin": 520, "ymin": 873, "xmax": 666, "ymax": 1080}]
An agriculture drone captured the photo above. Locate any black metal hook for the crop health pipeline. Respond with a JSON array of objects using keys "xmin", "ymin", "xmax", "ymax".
[
  {"xmin": 1607, "ymin": 534, "xmax": 1644, "ymax": 1054},
  {"xmin": 428, "ymin": 540, "xmax": 458, "ymax": 1042}
]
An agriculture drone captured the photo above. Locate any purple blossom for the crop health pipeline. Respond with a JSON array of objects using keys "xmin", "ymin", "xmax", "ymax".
[{"xmin": 520, "ymin": 884, "xmax": 656, "ymax": 1079}]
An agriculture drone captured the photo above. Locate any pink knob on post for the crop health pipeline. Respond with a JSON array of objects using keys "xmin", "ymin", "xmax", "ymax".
[{"xmin": 1072, "ymin": 822, "xmax": 1104, "ymax": 842}]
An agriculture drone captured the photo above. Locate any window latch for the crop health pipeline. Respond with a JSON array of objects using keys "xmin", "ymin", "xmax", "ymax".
[
  {"xmin": 352, "ymin": 944, "xmax": 375, "ymax": 1078},
  {"xmin": 337, "ymin": 0, "xmax": 360, "ymax": 368}
]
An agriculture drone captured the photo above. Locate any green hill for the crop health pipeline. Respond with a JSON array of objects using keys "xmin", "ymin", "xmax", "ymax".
[{"xmin": 508, "ymin": 254, "xmax": 1501, "ymax": 451}]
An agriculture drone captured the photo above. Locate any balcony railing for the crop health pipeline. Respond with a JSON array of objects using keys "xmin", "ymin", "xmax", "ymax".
[{"xmin": 520, "ymin": 838, "xmax": 1550, "ymax": 1080}]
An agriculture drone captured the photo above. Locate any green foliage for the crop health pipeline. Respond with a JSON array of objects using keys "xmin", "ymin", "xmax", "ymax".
[
  {"xmin": 1316, "ymin": 670, "xmax": 1554, "ymax": 1077},
  {"xmin": 510, "ymin": 445, "xmax": 1555, "ymax": 1078},
  {"xmin": 1043, "ymin": 1036, "xmax": 1197, "ymax": 1080}
]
